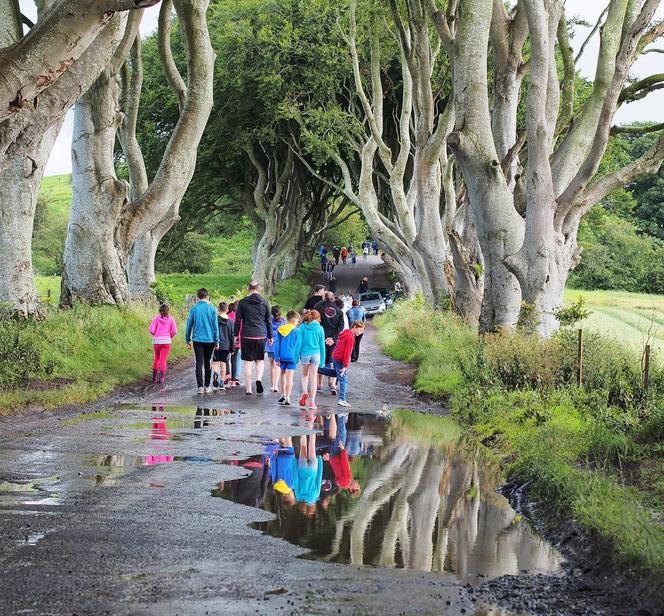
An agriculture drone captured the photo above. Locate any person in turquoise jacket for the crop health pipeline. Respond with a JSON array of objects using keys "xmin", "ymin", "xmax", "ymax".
[
  {"xmin": 185, "ymin": 288, "xmax": 220, "ymax": 394},
  {"xmin": 291, "ymin": 434, "xmax": 323, "ymax": 513},
  {"xmin": 274, "ymin": 310, "xmax": 301, "ymax": 406},
  {"xmin": 296, "ymin": 310, "xmax": 326, "ymax": 411}
]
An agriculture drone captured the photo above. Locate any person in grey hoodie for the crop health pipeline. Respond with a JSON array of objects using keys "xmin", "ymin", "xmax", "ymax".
[{"xmin": 233, "ymin": 281, "xmax": 273, "ymax": 395}]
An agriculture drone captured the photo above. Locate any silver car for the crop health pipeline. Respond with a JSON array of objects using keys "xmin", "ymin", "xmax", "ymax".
[{"xmin": 359, "ymin": 291, "xmax": 386, "ymax": 317}]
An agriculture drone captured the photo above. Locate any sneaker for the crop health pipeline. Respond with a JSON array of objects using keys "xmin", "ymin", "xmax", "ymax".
[
  {"xmin": 329, "ymin": 387, "xmax": 337, "ymax": 396},
  {"xmin": 317, "ymin": 386, "xmax": 323, "ymax": 392},
  {"xmin": 219, "ymin": 383, "xmax": 225, "ymax": 390},
  {"xmin": 234, "ymin": 380, "xmax": 241, "ymax": 387},
  {"xmin": 308, "ymin": 401, "xmax": 318, "ymax": 411},
  {"xmin": 159, "ymin": 376, "xmax": 165, "ymax": 384},
  {"xmin": 298, "ymin": 392, "xmax": 308, "ymax": 407},
  {"xmin": 278, "ymin": 395, "xmax": 286, "ymax": 405},
  {"xmin": 224, "ymin": 376, "xmax": 232, "ymax": 385},
  {"xmin": 205, "ymin": 386, "xmax": 214, "ymax": 394},
  {"xmin": 256, "ymin": 380, "xmax": 264, "ymax": 395},
  {"xmin": 245, "ymin": 390, "xmax": 253, "ymax": 396},
  {"xmin": 197, "ymin": 387, "xmax": 204, "ymax": 395},
  {"xmin": 284, "ymin": 398, "xmax": 292, "ymax": 406},
  {"xmin": 212, "ymin": 374, "xmax": 219, "ymax": 388},
  {"xmin": 337, "ymin": 399, "xmax": 351, "ymax": 408}
]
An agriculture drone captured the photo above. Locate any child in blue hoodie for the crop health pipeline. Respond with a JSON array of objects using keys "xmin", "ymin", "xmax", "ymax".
[
  {"xmin": 274, "ymin": 310, "xmax": 301, "ymax": 406},
  {"xmin": 266, "ymin": 306, "xmax": 285, "ymax": 393}
]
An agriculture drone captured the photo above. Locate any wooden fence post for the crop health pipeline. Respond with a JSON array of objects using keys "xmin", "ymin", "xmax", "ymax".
[
  {"xmin": 576, "ymin": 328, "xmax": 583, "ymax": 388},
  {"xmin": 643, "ymin": 344, "xmax": 651, "ymax": 391}
]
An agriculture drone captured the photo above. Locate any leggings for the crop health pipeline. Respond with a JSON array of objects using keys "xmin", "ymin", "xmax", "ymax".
[
  {"xmin": 152, "ymin": 344, "xmax": 172, "ymax": 373},
  {"xmin": 193, "ymin": 342, "xmax": 215, "ymax": 387}
]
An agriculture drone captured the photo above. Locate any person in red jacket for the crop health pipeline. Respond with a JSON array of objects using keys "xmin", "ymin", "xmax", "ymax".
[{"xmin": 317, "ymin": 320, "xmax": 365, "ymax": 407}]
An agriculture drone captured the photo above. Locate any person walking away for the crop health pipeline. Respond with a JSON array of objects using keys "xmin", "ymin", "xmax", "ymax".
[
  {"xmin": 314, "ymin": 291, "xmax": 345, "ymax": 394},
  {"xmin": 303, "ymin": 284, "xmax": 325, "ymax": 313},
  {"xmin": 297, "ymin": 310, "xmax": 326, "ymax": 411},
  {"xmin": 329, "ymin": 275, "xmax": 338, "ymax": 294},
  {"xmin": 335, "ymin": 297, "xmax": 349, "ymax": 329},
  {"xmin": 233, "ymin": 281, "xmax": 272, "ymax": 395},
  {"xmin": 346, "ymin": 300, "xmax": 366, "ymax": 362},
  {"xmin": 185, "ymin": 288, "xmax": 220, "ymax": 395},
  {"xmin": 266, "ymin": 306, "xmax": 285, "ymax": 392},
  {"xmin": 326, "ymin": 260, "xmax": 335, "ymax": 280},
  {"xmin": 372, "ymin": 240, "xmax": 379, "ymax": 255},
  {"xmin": 340, "ymin": 246, "xmax": 348, "ymax": 264},
  {"xmin": 362, "ymin": 243, "xmax": 369, "ymax": 261},
  {"xmin": 274, "ymin": 310, "xmax": 301, "ymax": 406},
  {"xmin": 317, "ymin": 321, "xmax": 365, "ymax": 408},
  {"xmin": 318, "ymin": 245, "xmax": 326, "ymax": 258},
  {"xmin": 227, "ymin": 301, "xmax": 241, "ymax": 387},
  {"xmin": 350, "ymin": 250, "xmax": 357, "ymax": 267},
  {"xmin": 148, "ymin": 303, "xmax": 178, "ymax": 384},
  {"xmin": 320, "ymin": 253, "xmax": 328, "ymax": 273},
  {"xmin": 357, "ymin": 276, "xmax": 369, "ymax": 295},
  {"xmin": 212, "ymin": 302, "xmax": 235, "ymax": 390},
  {"xmin": 332, "ymin": 246, "xmax": 340, "ymax": 265}
]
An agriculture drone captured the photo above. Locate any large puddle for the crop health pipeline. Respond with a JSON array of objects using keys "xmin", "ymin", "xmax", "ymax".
[{"xmin": 212, "ymin": 411, "xmax": 563, "ymax": 585}]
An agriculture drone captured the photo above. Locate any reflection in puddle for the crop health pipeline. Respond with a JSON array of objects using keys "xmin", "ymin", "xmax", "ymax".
[{"xmin": 212, "ymin": 412, "xmax": 563, "ymax": 585}]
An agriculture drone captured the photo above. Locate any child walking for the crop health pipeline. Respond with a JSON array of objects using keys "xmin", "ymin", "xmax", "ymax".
[
  {"xmin": 212, "ymin": 302, "xmax": 235, "ymax": 389},
  {"xmin": 266, "ymin": 306, "xmax": 286, "ymax": 392},
  {"xmin": 318, "ymin": 320, "xmax": 365, "ymax": 407},
  {"xmin": 148, "ymin": 304, "xmax": 178, "ymax": 384},
  {"xmin": 274, "ymin": 310, "xmax": 301, "ymax": 406},
  {"xmin": 297, "ymin": 310, "xmax": 326, "ymax": 411}
]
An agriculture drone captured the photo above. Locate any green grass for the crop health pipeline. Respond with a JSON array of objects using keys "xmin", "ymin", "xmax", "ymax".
[
  {"xmin": 39, "ymin": 174, "xmax": 72, "ymax": 218},
  {"xmin": 375, "ymin": 300, "xmax": 664, "ymax": 581}
]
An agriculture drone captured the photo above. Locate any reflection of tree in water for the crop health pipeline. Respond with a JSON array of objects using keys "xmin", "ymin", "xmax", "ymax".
[{"xmin": 248, "ymin": 433, "xmax": 561, "ymax": 582}]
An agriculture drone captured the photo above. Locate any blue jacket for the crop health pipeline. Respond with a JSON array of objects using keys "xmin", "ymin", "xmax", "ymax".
[
  {"xmin": 185, "ymin": 301, "xmax": 219, "ymax": 344},
  {"xmin": 266, "ymin": 318, "xmax": 285, "ymax": 353},
  {"xmin": 274, "ymin": 323, "xmax": 300, "ymax": 363},
  {"xmin": 347, "ymin": 306, "xmax": 366, "ymax": 323},
  {"xmin": 297, "ymin": 321, "xmax": 326, "ymax": 367}
]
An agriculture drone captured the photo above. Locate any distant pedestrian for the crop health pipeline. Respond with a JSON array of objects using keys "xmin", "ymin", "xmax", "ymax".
[
  {"xmin": 266, "ymin": 306, "xmax": 286, "ymax": 393},
  {"xmin": 357, "ymin": 277, "xmax": 369, "ymax": 295},
  {"xmin": 326, "ymin": 260, "xmax": 335, "ymax": 280},
  {"xmin": 318, "ymin": 321, "xmax": 366, "ymax": 408},
  {"xmin": 372, "ymin": 240, "xmax": 379, "ymax": 255},
  {"xmin": 274, "ymin": 310, "xmax": 301, "ymax": 406},
  {"xmin": 303, "ymin": 284, "xmax": 325, "ymax": 314},
  {"xmin": 350, "ymin": 251, "xmax": 357, "ymax": 267},
  {"xmin": 233, "ymin": 281, "xmax": 273, "ymax": 395},
  {"xmin": 346, "ymin": 300, "xmax": 366, "ymax": 362},
  {"xmin": 320, "ymin": 253, "xmax": 328, "ymax": 272},
  {"xmin": 185, "ymin": 288, "xmax": 220, "ymax": 395},
  {"xmin": 332, "ymin": 246, "xmax": 341, "ymax": 265},
  {"xmin": 341, "ymin": 246, "xmax": 349, "ymax": 264},
  {"xmin": 212, "ymin": 302, "xmax": 235, "ymax": 390},
  {"xmin": 329, "ymin": 275, "xmax": 338, "ymax": 294},
  {"xmin": 148, "ymin": 303, "xmax": 178, "ymax": 384},
  {"xmin": 362, "ymin": 244, "xmax": 369, "ymax": 261}
]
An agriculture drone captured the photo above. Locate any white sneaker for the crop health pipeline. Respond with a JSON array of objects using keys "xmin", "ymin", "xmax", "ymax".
[
  {"xmin": 205, "ymin": 386, "xmax": 214, "ymax": 394},
  {"xmin": 337, "ymin": 399, "xmax": 351, "ymax": 408},
  {"xmin": 197, "ymin": 387, "xmax": 204, "ymax": 395}
]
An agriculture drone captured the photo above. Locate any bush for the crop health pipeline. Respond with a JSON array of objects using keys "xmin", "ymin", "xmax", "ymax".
[
  {"xmin": 0, "ymin": 320, "xmax": 49, "ymax": 386},
  {"xmin": 156, "ymin": 232, "xmax": 213, "ymax": 274}
]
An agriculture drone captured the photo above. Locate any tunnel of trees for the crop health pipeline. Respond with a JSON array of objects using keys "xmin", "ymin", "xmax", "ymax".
[{"xmin": 1, "ymin": 0, "xmax": 663, "ymax": 338}]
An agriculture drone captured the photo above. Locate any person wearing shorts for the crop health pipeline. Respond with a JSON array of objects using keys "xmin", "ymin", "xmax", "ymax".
[
  {"xmin": 212, "ymin": 302, "xmax": 235, "ymax": 389},
  {"xmin": 273, "ymin": 311, "xmax": 301, "ymax": 406},
  {"xmin": 296, "ymin": 309, "xmax": 326, "ymax": 411},
  {"xmin": 233, "ymin": 281, "xmax": 273, "ymax": 395}
]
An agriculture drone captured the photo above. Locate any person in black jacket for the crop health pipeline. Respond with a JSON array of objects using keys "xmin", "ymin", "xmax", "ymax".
[
  {"xmin": 313, "ymin": 291, "xmax": 344, "ymax": 394},
  {"xmin": 212, "ymin": 302, "xmax": 235, "ymax": 389},
  {"xmin": 233, "ymin": 281, "xmax": 273, "ymax": 395},
  {"xmin": 303, "ymin": 284, "xmax": 325, "ymax": 313},
  {"xmin": 356, "ymin": 277, "xmax": 369, "ymax": 295}
]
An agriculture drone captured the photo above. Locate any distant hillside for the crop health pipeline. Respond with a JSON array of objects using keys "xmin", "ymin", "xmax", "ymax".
[{"xmin": 33, "ymin": 174, "xmax": 71, "ymax": 276}]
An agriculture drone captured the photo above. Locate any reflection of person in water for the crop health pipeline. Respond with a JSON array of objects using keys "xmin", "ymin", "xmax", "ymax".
[
  {"xmin": 146, "ymin": 406, "xmax": 174, "ymax": 465},
  {"xmin": 345, "ymin": 413, "xmax": 365, "ymax": 459},
  {"xmin": 292, "ymin": 434, "xmax": 322, "ymax": 515},
  {"xmin": 227, "ymin": 456, "xmax": 270, "ymax": 508},
  {"xmin": 267, "ymin": 438, "xmax": 296, "ymax": 507},
  {"xmin": 324, "ymin": 414, "xmax": 361, "ymax": 496}
]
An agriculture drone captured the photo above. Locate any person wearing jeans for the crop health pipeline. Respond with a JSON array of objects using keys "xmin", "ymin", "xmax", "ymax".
[
  {"xmin": 317, "ymin": 320, "xmax": 365, "ymax": 408},
  {"xmin": 185, "ymin": 288, "xmax": 220, "ymax": 395}
]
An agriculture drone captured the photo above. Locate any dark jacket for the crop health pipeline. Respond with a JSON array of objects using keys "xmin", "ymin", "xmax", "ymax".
[
  {"xmin": 233, "ymin": 293, "xmax": 272, "ymax": 339},
  {"xmin": 217, "ymin": 315, "xmax": 235, "ymax": 351},
  {"xmin": 357, "ymin": 280, "xmax": 369, "ymax": 294},
  {"xmin": 313, "ymin": 299, "xmax": 344, "ymax": 340},
  {"xmin": 304, "ymin": 294, "xmax": 322, "ymax": 312}
]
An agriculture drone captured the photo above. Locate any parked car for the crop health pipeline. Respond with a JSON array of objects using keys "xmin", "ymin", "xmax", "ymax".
[
  {"xmin": 369, "ymin": 287, "xmax": 395, "ymax": 308},
  {"xmin": 359, "ymin": 291, "xmax": 387, "ymax": 317}
]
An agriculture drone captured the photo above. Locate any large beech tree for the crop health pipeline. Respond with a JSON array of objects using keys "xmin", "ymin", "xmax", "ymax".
[
  {"xmin": 61, "ymin": 0, "xmax": 214, "ymax": 306},
  {"xmin": 428, "ymin": 0, "xmax": 664, "ymax": 335}
]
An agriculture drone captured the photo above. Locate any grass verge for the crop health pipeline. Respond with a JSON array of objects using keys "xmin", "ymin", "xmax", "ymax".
[{"xmin": 375, "ymin": 300, "xmax": 664, "ymax": 581}]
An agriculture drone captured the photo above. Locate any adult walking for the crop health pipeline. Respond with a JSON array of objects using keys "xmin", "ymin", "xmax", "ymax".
[
  {"xmin": 233, "ymin": 281, "xmax": 273, "ymax": 395},
  {"xmin": 314, "ymin": 291, "xmax": 345, "ymax": 394},
  {"xmin": 185, "ymin": 288, "xmax": 220, "ymax": 395},
  {"xmin": 304, "ymin": 284, "xmax": 325, "ymax": 313},
  {"xmin": 356, "ymin": 276, "xmax": 369, "ymax": 295},
  {"xmin": 346, "ymin": 299, "xmax": 366, "ymax": 362}
]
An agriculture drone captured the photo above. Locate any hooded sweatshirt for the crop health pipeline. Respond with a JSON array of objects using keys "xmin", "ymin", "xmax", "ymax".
[
  {"xmin": 217, "ymin": 314, "xmax": 235, "ymax": 351},
  {"xmin": 273, "ymin": 323, "xmax": 300, "ymax": 363},
  {"xmin": 297, "ymin": 321, "xmax": 326, "ymax": 367},
  {"xmin": 233, "ymin": 293, "xmax": 272, "ymax": 340},
  {"xmin": 266, "ymin": 317, "xmax": 285, "ymax": 353},
  {"xmin": 148, "ymin": 315, "xmax": 178, "ymax": 345},
  {"xmin": 185, "ymin": 301, "xmax": 219, "ymax": 344},
  {"xmin": 332, "ymin": 329, "xmax": 356, "ymax": 368}
]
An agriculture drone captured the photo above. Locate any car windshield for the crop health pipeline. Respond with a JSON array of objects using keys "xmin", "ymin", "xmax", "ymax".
[{"xmin": 361, "ymin": 293, "xmax": 382, "ymax": 301}]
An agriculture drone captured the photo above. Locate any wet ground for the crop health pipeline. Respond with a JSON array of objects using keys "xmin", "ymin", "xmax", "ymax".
[{"xmin": 0, "ymin": 258, "xmax": 646, "ymax": 615}]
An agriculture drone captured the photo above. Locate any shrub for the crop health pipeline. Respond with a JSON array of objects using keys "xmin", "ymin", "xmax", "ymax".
[{"xmin": 0, "ymin": 320, "xmax": 50, "ymax": 386}]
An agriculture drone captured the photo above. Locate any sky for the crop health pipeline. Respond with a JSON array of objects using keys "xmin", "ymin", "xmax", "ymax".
[{"xmin": 17, "ymin": 1, "xmax": 664, "ymax": 176}]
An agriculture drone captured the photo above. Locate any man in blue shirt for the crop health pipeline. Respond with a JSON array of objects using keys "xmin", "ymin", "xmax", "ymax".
[{"xmin": 185, "ymin": 288, "xmax": 220, "ymax": 394}]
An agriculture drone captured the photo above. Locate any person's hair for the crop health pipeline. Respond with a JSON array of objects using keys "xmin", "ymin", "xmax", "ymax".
[
  {"xmin": 314, "ymin": 284, "xmax": 325, "ymax": 293},
  {"xmin": 363, "ymin": 277, "xmax": 368, "ymax": 282},
  {"xmin": 286, "ymin": 310, "xmax": 300, "ymax": 322},
  {"xmin": 218, "ymin": 301, "xmax": 228, "ymax": 313},
  {"xmin": 352, "ymin": 299, "xmax": 359, "ymax": 307},
  {"xmin": 351, "ymin": 320, "xmax": 365, "ymax": 330},
  {"xmin": 159, "ymin": 303, "xmax": 169, "ymax": 317},
  {"xmin": 248, "ymin": 280, "xmax": 260, "ymax": 292},
  {"xmin": 303, "ymin": 309, "xmax": 321, "ymax": 324},
  {"xmin": 197, "ymin": 288, "xmax": 208, "ymax": 300},
  {"xmin": 325, "ymin": 291, "xmax": 335, "ymax": 302},
  {"xmin": 334, "ymin": 297, "xmax": 344, "ymax": 309},
  {"xmin": 228, "ymin": 302, "xmax": 236, "ymax": 312},
  {"xmin": 271, "ymin": 305, "xmax": 282, "ymax": 320}
]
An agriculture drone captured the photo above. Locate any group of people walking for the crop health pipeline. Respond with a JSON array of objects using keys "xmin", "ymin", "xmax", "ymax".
[{"xmin": 148, "ymin": 280, "xmax": 369, "ymax": 409}]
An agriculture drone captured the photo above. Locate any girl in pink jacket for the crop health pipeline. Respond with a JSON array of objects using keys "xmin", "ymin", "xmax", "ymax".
[{"xmin": 148, "ymin": 304, "xmax": 178, "ymax": 383}]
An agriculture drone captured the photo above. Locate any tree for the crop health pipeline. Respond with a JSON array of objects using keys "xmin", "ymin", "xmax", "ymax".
[{"xmin": 60, "ymin": 0, "xmax": 215, "ymax": 306}]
